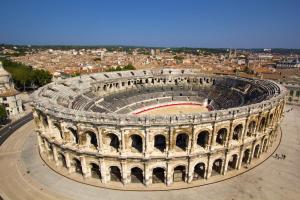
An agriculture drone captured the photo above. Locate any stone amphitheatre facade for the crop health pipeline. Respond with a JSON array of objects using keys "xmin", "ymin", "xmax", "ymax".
[{"xmin": 31, "ymin": 68, "xmax": 287, "ymax": 189}]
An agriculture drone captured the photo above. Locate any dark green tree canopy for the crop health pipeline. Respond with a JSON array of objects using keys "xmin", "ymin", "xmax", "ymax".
[{"xmin": 1, "ymin": 58, "xmax": 52, "ymax": 90}]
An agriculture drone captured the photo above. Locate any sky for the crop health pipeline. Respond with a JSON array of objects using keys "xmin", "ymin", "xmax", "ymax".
[{"xmin": 0, "ymin": 0, "xmax": 300, "ymax": 48}]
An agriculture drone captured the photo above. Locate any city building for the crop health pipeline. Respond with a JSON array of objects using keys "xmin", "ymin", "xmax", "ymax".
[
  {"xmin": 0, "ymin": 61, "xmax": 24, "ymax": 119},
  {"xmin": 276, "ymin": 58, "xmax": 300, "ymax": 68}
]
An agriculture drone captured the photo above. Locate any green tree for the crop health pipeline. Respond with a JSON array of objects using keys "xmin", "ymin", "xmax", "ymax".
[
  {"xmin": 1, "ymin": 58, "xmax": 52, "ymax": 90},
  {"xmin": 0, "ymin": 104, "xmax": 7, "ymax": 124}
]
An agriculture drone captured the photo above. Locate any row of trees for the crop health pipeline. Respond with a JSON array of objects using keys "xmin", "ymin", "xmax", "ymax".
[
  {"xmin": 0, "ymin": 104, "xmax": 7, "ymax": 125},
  {"xmin": 1, "ymin": 58, "xmax": 52, "ymax": 91}
]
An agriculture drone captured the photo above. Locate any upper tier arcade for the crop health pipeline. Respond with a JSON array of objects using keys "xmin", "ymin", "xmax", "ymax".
[{"xmin": 32, "ymin": 68, "xmax": 287, "ymax": 126}]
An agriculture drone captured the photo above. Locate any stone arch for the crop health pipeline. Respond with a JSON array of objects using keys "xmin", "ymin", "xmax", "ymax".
[
  {"xmin": 216, "ymin": 128, "xmax": 227, "ymax": 145},
  {"xmin": 268, "ymin": 113, "xmax": 274, "ymax": 126},
  {"xmin": 176, "ymin": 133, "xmax": 189, "ymax": 151},
  {"xmin": 196, "ymin": 130, "xmax": 209, "ymax": 148},
  {"xmin": 57, "ymin": 152, "xmax": 67, "ymax": 168},
  {"xmin": 40, "ymin": 114, "xmax": 49, "ymax": 129},
  {"xmin": 154, "ymin": 134, "xmax": 166, "ymax": 152},
  {"xmin": 262, "ymin": 138, "xmax": 268, "ymax": 152},
  {"xmin": 52, "ymin": 122, "xmax": 63, "ymax": 139},
  {"xmin": 193, "ymin": 162, "xmax": 205, "ymax": 180},
  {"xmin": 173, "ymin": 165, "xmax": 186, "ymax": 182},
  {"xmin": 242, "ymin": 149, "xmax": 251, "ymax": 165},
  {"xmin": 109, "ymin": 166, "xmax": 122, "ymax": 182},
  {"xmin": 46, "ymin": 142, "xmax": 53, "ymax": 156},
  {"xmin": 105, "ymin": 133, "xmax": 120, "ymax": 151},
  {"xmin": 72, "ymin": 158, "xmax": 82, "ymax": 175},
  {"xmin": 259, "ymin": 117, "xmax": 266, "ymax": 132},
  {"xmin": 227, "ymin": 154, "xmax": 238, "ymax": 171},
  {"xmin": 66, "ymin": 127, "xmax": 78, "ymax": 144},
  {"xmin": 129, "ymin": 134, "xmax": 143, "ymax": 153},
  {"xmin": 130, "ymin": 167, "xmax": 143, "ymax": 183},
  {"xmin": 232, "ymin": 124, "xmax": 243, "ymax": 140},
  {"xmin": 83, "ymin": 130, "xmax": 98, "ymax": 149},
  {"xmin": 152, "ymin": 167, "xmax": 165, "ymax": 184},
  {"xmin": 254, "ymin": 144, "xmax": 260, "ymax": 158},
  {"xmin": 211, "ymin": 158, "xmax": 223, "ymax": 176},
  {"xmin": 90, "ymin": 163, "xmax": 101, "ymax": 179},
  {"xmin": 247, "ymin": 121, "xmax": 256, "ymax": 137}
]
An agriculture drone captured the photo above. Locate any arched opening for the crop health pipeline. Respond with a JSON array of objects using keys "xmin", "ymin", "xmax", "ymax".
[
  {"xmin": 154, "ymin": 134, "xmax": 166, "ymax": 152},
  {"xmin": 268, "ymin": 114, "xmax": 274, "ymax": 126},
  {"xmin": 41, "ymin": 115, "xmax": 49, "ymax": 129},
  {"xmin": 176, "ymin": 133, "xmax": 189, "ymax": 151},
  {"xmin": 247, "ymin": 121, "xmax": 256, "ymax": 137},
  {"xmin": 53, "ymin": 123, "xmax": 63, "ymax": 139},
  {"xmin": 130, "ymin": 134, "xmax": 143, "ymax": 153},
  {"xmin": 254, "ymin": 144, "xmax": 260, "ymax": 158},
  {"xmin": 262, "ymin": 139, "xmax": 268, "ymax": 152},
  {"xmin": 109, "ymin": 166, "xmax": 122, "ymax": 182},
  {"xmin": 216, "ymin": 128, "xmax": 227, "ymax": 145},
  {"xmin": 85, "ymin": 131, "xmax": 98, "ymax": 149},
  {"xmin": 227, "ymin": 154, "xmax": 238, "ymax": 171},
  {"xmin": 242, "ymin": 149, "xmax": 251, "ymax": 165},
  {"xmin": 197, "ymin": 131, "xmax": 209, "ymax": 148},
  {"xmin": 58, "ymin": 153, "xmax": 67, "ymax": 168},
  {"xmin": 152, "ymin": 167, "xmax": 165, "ymax": 184},
  {"xmin": 72, "ymin": 158, "xmax": 82, "ymax": 175},
  {"xmin": 90, "ymin": 163, "xmax": 101, "ymax": 179},
  {"xmin": 173, "ymin": 165, "xmax": 186, "ymax": 182},
  {"xmin": 212, "ymin": 159, "xmax": 223, "ymax": 176},
  {"xmin": 193, "ymin": 163, "xmax": 205, "ymax": 180},
  {"xmin": 232, "ymin": 124, "xmax": 243, "ymax": 140},
  {"xmin": 131, "ymin": 167, "xmax": 143, "ymax": 183},
  {"xmin": 106, "ymin": 133, "xmax": 120, "ymax": 151},
  {"xmin": 45, "ymin": 142, "xmax": 53, "ymax": 156},
  {"xmin": 68, "ymin": 127, "xmax": 78, "ymax": 144},
  {"xmin": 259, "ymin": 117, "xmax": 266, "ymax": 132}
]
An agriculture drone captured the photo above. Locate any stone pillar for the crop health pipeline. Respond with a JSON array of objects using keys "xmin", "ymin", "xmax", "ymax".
[
  {"xmin": 210, "ymin": 123, "xmax": 216, "ymax": 150},
  {"xmin": 97, "ymin": 128, "xmax": 103, "ymax": 153},
  {"xmin": 242, "ymin": 117, "xmax": 249, "ymax": 142},
  {"xmin": 187, "ymin": 158, "xmax": 194, "ymax": 183},
  {"xmin": 166, "ymin": 162, "xmax": 172, "ymax": 186},
  {"xmin": 52, "ymin": 144, "xmax": 58, "ymax": 165},
  {"xmin": 65, "ymin": 152, "xmax": 71, "ymax": 173},
  {"xmin": 80, "ymin": 156, "xmax": 88, "ymax": 178},
  {"xmin": 223, "ymin": 152, "xmax": 229, "ymax": 175},
  {"xmin": 120, "ymin": 129, "xmax": 126, "ymax": 156},
  {"xmin": 226, "ymin": 121, "xmax": 233, "ymax": 147},
  {"xmin": 144, "ymin": 162, "xmax": 151, "ymax": 186},
  {"xmin": 249, "ymin": 142, "xmax": 256, "ymax": 164},
  {"xmin": 121, "ymin": 161, "xmax": 128, "ymax": 185},
  {"xmin": 168, "ymin": 127, "xmax": 173, "ymax": 154},
  {"xmin": 206, "ymin": 157, "xmax": 213, "ymax": 179},
  {"xmin": 237, "ymin": 147, "xmax": 244, "ymax": 169},
  {"xmin": 99, "ymin": 158, "xmax": 107, "ymax": 183},
  {"xmin": 187, "ymin": 131, "xmax": 192, "ymax": 154},
  {"xmin": 144, "ymin": 128, "xmax": 149, "ymax": 158},
  {"xmin": 37, "ymin": 134, "xmax": 44, "ymax": 153},
  {"xmin": 206, "ymin": 130, "xmax": 213, "ymax": 150},
  {"xmin": 190, "ymin": 125, "xmax": 196, "ymax": 154}
]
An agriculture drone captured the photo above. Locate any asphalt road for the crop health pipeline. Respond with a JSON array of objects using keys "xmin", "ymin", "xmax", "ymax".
[{"xmin": 0, "ymin": 113, "xmax": 33, "ymax": 145}]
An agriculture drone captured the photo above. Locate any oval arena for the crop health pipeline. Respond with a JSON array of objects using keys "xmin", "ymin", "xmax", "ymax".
[{"xmin": 31, "ymin": 68, "xmax": 287, "ymax": 189}]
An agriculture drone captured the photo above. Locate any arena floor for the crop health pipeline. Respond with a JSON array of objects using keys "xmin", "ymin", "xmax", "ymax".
[
  {"xmin": 0, "ymin": 105, "xmax": 300, "ymax": 200},
  {"xmin": 133, "ymin": 102, "xmax": 209, "ymax": 115}
]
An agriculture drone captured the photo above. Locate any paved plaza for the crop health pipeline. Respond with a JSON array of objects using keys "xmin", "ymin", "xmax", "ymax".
[{"xmin": 0, "ymin": 105, "xmax": 299, "ymax": 200}]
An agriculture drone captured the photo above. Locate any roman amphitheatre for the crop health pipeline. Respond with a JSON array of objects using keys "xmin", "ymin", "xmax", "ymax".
[{"xmin": 1, "ymin": 68, "xmax": 300, "ymax": 200}]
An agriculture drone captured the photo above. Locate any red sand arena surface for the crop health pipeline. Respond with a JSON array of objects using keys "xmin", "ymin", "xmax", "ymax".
[{"xmin": 132, "ymin": 102, "xmax": 210, "ymax": 116}]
